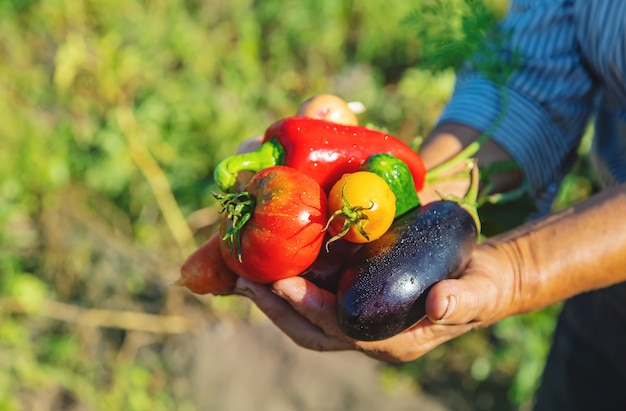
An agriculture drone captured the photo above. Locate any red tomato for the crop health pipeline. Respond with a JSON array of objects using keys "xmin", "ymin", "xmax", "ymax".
[{"xmin": 218, "ymin": 165, "xmax": 328, "ymax": 283}]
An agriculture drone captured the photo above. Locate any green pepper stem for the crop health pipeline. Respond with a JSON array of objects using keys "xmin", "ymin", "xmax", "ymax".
[{"xmin": 213, "ymin": 138, "xmax": 284, "ymax": 192}]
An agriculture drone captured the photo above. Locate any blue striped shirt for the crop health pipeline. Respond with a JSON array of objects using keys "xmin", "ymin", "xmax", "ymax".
[{"xmin": 437, "ymin": 0, "xmax": 626, "ymax": 207}]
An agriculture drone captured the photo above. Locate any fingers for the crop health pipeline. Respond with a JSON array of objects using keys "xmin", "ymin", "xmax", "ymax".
[
  {"xmin": 233, "ymin": 274, "xmax": 487, "ymax": 362},
  {"xmin": 418, "ymin": 176, "xmax": 470, "ymax": 204},
  {"xmin": 234, "ymin": 276, "xmax": 353, "ymax": 352},
  {"xmin": 425, "ymin": 273, "xmax": 498, "ymax": 326},
  {"xmin": 269, "ymin": 277, "xmax": 466, "ymax": 362},
  {"xmin": 272, "ymin": 276, "xmax": 347, "ymax": 339}
]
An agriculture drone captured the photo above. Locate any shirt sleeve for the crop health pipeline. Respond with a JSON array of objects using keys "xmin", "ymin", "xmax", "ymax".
[{"xmin": 437, "ymin": 0, "xmax": 596, "ymax": 196}]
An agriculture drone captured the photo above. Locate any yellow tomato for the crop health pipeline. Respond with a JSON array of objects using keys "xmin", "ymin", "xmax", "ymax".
[{"xmin": 326, "ymin": 171, "xmax": 396, "ymax": 244}]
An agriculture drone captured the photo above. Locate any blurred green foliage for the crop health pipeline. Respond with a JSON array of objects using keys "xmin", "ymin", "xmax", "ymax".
[{"xmin": 0, "ymin": 0, "xmax": 598, "ymax": 410}]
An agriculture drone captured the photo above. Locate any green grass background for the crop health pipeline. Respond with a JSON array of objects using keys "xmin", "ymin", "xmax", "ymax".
[{"xmin": 0, "ymin": 0, "xmax": 596, "ymax": 410}]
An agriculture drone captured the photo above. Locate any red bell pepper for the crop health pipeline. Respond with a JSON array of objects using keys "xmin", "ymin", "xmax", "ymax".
[{"xmin": 214, "ymin": 116, "xmax": 426, "ymax": 193}]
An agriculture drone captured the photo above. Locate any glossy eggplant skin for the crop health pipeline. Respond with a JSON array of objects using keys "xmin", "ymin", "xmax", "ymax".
[{"xmin": 336, "ymin": 200, "xmax": 478, "ymax": 341}]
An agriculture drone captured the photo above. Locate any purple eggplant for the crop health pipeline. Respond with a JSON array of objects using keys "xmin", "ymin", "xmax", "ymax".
[{"xmin": 335, "ymin": 199, "xmax": 479, "ymax": 341}]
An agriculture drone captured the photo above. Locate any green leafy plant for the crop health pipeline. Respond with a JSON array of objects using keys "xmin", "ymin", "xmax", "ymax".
[{"xmin": 1, "ymin": 0, "xmax": 594, "ymax": 410}]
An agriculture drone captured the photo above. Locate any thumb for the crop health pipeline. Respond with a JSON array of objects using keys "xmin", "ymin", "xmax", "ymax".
[{"xmin": 425, "ymin": 275, "xmax": 497, "ymax": 325}]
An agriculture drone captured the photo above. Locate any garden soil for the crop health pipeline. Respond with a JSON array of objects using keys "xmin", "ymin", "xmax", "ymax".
[{"xmin": 187, "ymin": 304, "xmax": 449, "ymax": 411}]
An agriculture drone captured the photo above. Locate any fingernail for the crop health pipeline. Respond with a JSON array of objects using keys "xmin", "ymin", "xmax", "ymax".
[
  {"xmin": 440, "ymin": 295, "xmax": 457, "ymax": 321},
  {"xmin": 271, "ymin": 288, "xmax": 286, "ymax": 299}
]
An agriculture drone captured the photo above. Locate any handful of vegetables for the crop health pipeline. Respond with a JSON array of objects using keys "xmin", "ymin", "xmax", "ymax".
[{"xmin": 177, "ymin": 94, "xmax": 480, "ymax": 341}]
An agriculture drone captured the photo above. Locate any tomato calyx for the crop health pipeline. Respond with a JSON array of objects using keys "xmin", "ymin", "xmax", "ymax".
[
  {"xmin": 323, "ymin": 183, "xmax": 374, "ymax": 250},
  {"xmin": 213, "ymin": 191, "xmax": 256, "ymax": 262}
]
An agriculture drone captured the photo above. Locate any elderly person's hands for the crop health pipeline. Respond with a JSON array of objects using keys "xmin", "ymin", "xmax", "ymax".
[
  {"xmin": 234, "ymin": 240, "xmax": 518, "ymax": 362},
  {"xmin": 233, "ymin": 123, "xmax": 626, "ymax": 363}
]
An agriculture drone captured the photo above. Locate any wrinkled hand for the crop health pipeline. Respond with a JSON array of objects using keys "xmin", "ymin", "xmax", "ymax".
[
  {"xmin": 230, "ymin": 123, "xmax": 523, "ymax": 362},
  {"xmin": 234, "ymin": 242, "xmax": 519, "ymax": 363}
]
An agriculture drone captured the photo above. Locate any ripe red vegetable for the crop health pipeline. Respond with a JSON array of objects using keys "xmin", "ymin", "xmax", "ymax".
[
  {"xmin": 213, "ymin": 117, "xmax": 426, "ymax": 194},
  {"xmin": 176, "ymin": 232, "xmax": 238, "ymax": 295},
  {"xmin": 217, "ymin": 165, "xmax": 328, "ymax": 284}
]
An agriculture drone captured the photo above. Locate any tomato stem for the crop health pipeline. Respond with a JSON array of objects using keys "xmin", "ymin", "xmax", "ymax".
[
  {"xmin": 213, "ymin": 191, "xmax": 256, "ymax": 262},
  {"xmin": 323, "ymin": 183, "xmax": 373, "ymax": 250},
  {"xmin": 213, "ymin": 138, "xmax": 285, "ymax": 193}
]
